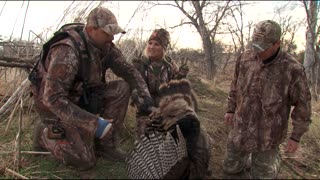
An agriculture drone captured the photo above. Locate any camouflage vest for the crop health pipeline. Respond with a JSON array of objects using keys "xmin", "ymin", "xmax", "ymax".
[
  {"xmin": 134, "ymin": 55, "xmax": 174, "ymax": 96},
  {"xmin": 28, "ymin": 23, "xmax": 91, "ymax": 116}
]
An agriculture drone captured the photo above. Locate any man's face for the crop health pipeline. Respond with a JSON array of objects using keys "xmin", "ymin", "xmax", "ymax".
[
  {"xmin": 89, "ymin": 27, "xmax": 114, "ymax": 49},
  {"xmin": 146, "ymin": 40, "xmax": 164, "ymax": 60},
  {"xmin": 257, "ymin": 40, "xmax": 281, "ymax": 60}
]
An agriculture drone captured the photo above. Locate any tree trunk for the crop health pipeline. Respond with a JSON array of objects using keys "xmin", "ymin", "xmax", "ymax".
[
  {"xmin": 314, "ymin": 52, "xmax": 320, "ymax": 101},
  {"xmin": 303, "ymin": 0, "xmax": 318, "ymax": 100},
  {"xmin": 202, "ymin": 36, "xmax": 215, "ymax": 79},
  {"xmin": 304, "ymin": 29, "xmax": 316, "ymax": 82}
]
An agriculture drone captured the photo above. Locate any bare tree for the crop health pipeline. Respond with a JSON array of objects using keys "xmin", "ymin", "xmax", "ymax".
[
  {"xmin": 152, "ymin": 0, "xmax": 231, "ymax": 80},
  {"xmin": 226, "ymin": 0, "xmax": 251, "ymax": 56},
  {"xmin": 302, "ymin": 0, "xmax": 319, "ymax": 100},
  {"xmin": 273, "ymin": 2, "xmax": 305, "ymax": 55}
]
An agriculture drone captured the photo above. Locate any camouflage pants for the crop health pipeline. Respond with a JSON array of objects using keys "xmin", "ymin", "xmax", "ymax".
[
  {"xmin": 223, "ymin": 140, "xmax": 280, "ymax": 179},
  {"xmin": 34, "ymin": 80, "xmax": 130, "ymax": 170}
]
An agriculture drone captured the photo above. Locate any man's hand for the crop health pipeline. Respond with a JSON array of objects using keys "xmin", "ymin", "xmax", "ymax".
[
  {"xmin": 224, "ymin": 113, "xmax": 234, "ymax": 126},
  {"xmin": 285, "ymin": 139, "xmax": 299, "ymax": 153},
  {"xmin": 131, "ymin": 89, "xmax": 154, "ymax": 116}
]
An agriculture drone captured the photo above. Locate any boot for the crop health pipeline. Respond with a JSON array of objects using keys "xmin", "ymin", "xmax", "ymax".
[
  {"xmin": 223, "ymin": 171, "xmax": 249, "ymax": 179},
  {"xmin": 32, "ymin": 121, "xmax": 48, "ymax": 152},
  {"xmin": 96, "ymin": 131, "xmax": 127, "ymax": 162},
  {"xmin": 78, "ymin": 169, "xmax": 97, "ymax": 179},
  {"xmin": 96, "ymin": 146, "xmax": 127, "ymax": 162}
]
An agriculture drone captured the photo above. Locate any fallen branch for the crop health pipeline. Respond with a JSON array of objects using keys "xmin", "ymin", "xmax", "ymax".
[
  {"xmin": 4, "ymin": 167, "xmax": 28, "ymax": 179},
  {"xmin": 0, "ymin": 56, "xmax": 37, "ymax": 64},
  {"xmin": 0, "ymin": 60, "xmax": 33, "ymax": 69},
  {"xmin": 28, "ymin": 169, "xmax": 73, "ymax": 175},
  {"xmin": 21, "ymin": 151, "xmax": 51, "ymax": 155},
  {"xmin": 0, "ymin": 151, "xmax": 51, "ymax": 155}
]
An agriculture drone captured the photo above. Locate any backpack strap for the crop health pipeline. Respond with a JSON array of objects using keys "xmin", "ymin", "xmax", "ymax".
[
  {"xmin": 65, "ymin": 28, "xmax": 91, "ymax": 105},
  {"xmin": 28, "ymin": 32, "xmax": 70, "ymax": 87},
  {"xmin": 28, "ymin": 23, "xmax": 91, "ymax": 106},
  {"xmin": 78, "ymin": 30, "xmax": 91, "ymax": 105}
]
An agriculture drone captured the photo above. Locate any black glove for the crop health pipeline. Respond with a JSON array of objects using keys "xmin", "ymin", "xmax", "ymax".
[
  {"xmin": 138, "ymin": 96, "xmax": 154, "ymax": 116},
  {"xmin": 176, "ymin": 64, "xmax": 189, "ymax": 79},
  {"xmin": 146, "ymin": 116, "xmax": 167, "ymax": 132}
]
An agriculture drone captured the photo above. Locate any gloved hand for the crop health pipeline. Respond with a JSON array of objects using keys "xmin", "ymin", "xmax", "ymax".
[
  {"xmin": 180, "ymin": 64, "xmax": 189, "ymax": 71},
  {"xmin": 138, "ymin": 96, "xmax": 154, "ymax": 116},
  {"xmin": 144, "ymin": 110, "xmax": 165, "ymax": 132},
  {"xmin": 176, "ymin": 64, "xmax": 189, "ymax": 79},
  {"xmin": 95, "ymin": 117, "xmax": 113, "ymax": 139}
]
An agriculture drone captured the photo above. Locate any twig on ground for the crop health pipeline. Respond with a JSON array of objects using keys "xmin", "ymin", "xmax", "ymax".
[
  {"xmin": 0, "ymin": 151, "xmax": 51, "ymax": 155},
  {"xmin": 4, "ymin": 167, "xmax": 28, "ymax": 179},
  {"xmin": 20, "ymin": 164, "xmax": 40, "ymax": 174},
  {"xmin": 28, "ymin": 169, "xmax": 72, "ymax": 175},
  {"xmin": 301, "ymin": 151, "xmax": 320, "ymax": 160},
  {"xmin": 123, "ymin": 123, "xmax": 134, "ymax": 138},
  {"xmin": 50, "ymin": 173, "xmax": 62, "ymax": 179},
  {"xmin": 198, "ymin": 115, "xmax": 217, "ymax": 122},
  {"xmin": 22, "ymin": 151, "xmax": 51, "ymax": 155},
  {"xmin": 282, "ymin": 159, "xmax": 309, "ymax": 179}
]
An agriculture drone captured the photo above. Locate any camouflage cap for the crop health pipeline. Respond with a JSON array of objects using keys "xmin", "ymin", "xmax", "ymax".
[
  {"xmin": 251, "ymin": 20, "xmax": 281, "ymax": 52},
  {"xmin": 148, "ymin": 28, "xmax": 170, "ymax": 50},
  {"xmin": 87, "ymin": 7, "xmax": 126, "ymax": 35}
]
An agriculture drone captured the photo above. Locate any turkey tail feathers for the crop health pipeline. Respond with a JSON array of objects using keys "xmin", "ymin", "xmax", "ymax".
[{"xmin": 126, "ymin": 125, "xmax": 187, "ymax": 179}]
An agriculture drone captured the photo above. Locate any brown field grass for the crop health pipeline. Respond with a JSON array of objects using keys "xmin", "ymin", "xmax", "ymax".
[{"xmin": 0, "ymin": 63, "xmax": 320, "ymax": 179}]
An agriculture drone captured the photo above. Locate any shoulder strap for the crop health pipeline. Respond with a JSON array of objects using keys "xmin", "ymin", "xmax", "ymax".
[
  {"xmin": 65, "ymin": 28, "xmax": 91, "ymax": 105},
  {"xmin": 28, "ymin": 32, "xmax": 70, "ymax": 84},
  {"xmin": 163, "ymin": 56, "xmax": 173, "ymax": 80},
  {"xmin": 28, "ymin": 24, "xmax": 91, "ymax": 104}
]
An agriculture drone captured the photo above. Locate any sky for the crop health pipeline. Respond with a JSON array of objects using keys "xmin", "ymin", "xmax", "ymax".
[{"xmin": 0, "ymin": 1, "xmax": 308, "ymax": 52}]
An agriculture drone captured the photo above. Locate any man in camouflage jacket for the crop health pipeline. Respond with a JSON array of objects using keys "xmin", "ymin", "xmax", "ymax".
[
  {"xmin": 223, "ymin": 20, "xmax": 312, "ymax": 179},
  {"xmin": 31, "ymin": 7, "xmax": 152, "ymax": 171}
]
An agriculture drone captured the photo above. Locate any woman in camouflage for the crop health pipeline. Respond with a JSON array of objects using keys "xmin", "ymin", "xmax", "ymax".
[
  {"xmin": 131, "ymin": 28, "xmax": 189, "ymax": 106},
  {"xmin": 130, "ymin": 28, "xmax": 192, "ymax": 137}
]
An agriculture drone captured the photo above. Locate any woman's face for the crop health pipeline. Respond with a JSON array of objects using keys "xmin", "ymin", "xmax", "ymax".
[{"xmin": 147, "ymin": 40, "xmax": 164, "ymax": 60}]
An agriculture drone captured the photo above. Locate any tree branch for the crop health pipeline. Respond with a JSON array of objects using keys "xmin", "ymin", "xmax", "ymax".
[
  {"xmin": 174, "ymin": 0, "xmax": 198, "ymax": 26},
  {"xmin": 209, "ymin": 1, "xmax": 231, "ymax": 36},
  {"xmin": 169, "ymin": 21, "xmax": 193, "ymax": 29}
]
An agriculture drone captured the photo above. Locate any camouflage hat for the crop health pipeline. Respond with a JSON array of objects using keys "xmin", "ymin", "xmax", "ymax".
[
  {"xmin": 148, "ymin": 28, "xmax": 170, "ymax": 50},
  {"xmin": 87, "ymin": 7, "xmax": 126, "ymax": 35},
  {"xmin": 251, "ymin": 20, "xmax": 281, "ymax": 52}
]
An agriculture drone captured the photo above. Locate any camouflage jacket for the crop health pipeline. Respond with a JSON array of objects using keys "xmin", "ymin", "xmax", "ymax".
[
  {"xmin": 36, "ymin": 28, "xmax": 150, "ymax": 136},
  {"xmin": 131, "ymin": 55, "xmax": 188, "ymax": 106},
  {"xmin": 226, "ymin": 49, "xmax": 311, "ymax": 152}
]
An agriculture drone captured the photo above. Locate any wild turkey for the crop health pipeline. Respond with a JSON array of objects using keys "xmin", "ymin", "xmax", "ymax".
[{"xmin": 126, "ymin": 79, "xmax": 213, "ymax": 179}]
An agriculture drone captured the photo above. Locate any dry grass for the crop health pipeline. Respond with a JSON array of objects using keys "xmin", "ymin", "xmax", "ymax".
[{"xmin": 0, "ymin": 63, "xmax": 320, "ymax": 179}]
